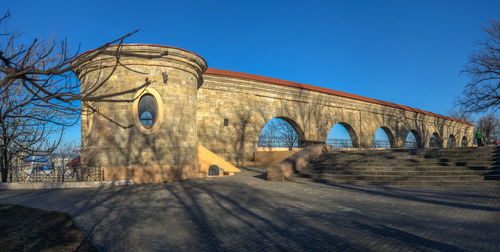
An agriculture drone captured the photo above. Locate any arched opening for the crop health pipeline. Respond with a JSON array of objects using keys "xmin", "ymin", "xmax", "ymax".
[
  {"xmin": 448, "ymin": 134, "xmax": 456, "ymax": 148},
  {"xmin": 138, "ymin": 94, "xmax": 157, "ymax": 128},
  {"xmin": 430, "ymin": 132, "xmax": 442, "ymax": 147},
  {"xmin": 372, "ymin": 127, "xmax": 395, "ymax": 148},
  {"xmin": 404, "ymin": 130, "xmax": 422, "ymax": 148},
  {"xmin": 208, "ymin": 165, "xmax": 220, "ymax": 176},
  {"xmin": 461, "ymin": 136, "xmax": 468, "ymax": 147},
  {"xmin": 132, "ymin": 88, "xmax": 165, "ymax": 134},
  {"xmin": 258, "ymin": 117, "xmax": 304, "ymax": 149},
  {"xmin": 326, "ymin": 122, "xmax": 359, "ymax": 148}
]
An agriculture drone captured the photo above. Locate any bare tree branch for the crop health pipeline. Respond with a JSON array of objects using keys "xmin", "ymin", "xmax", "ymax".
[
  {"xmin": 0, "ymin": 11, "xmax": 156, "ymax": 182},
  {"xmin": 459, "ymin": 19, "xmax": 500, "ymax": 113}
]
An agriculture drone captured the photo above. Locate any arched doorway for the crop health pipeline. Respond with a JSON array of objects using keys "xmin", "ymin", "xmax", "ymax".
[
  {"xmin": 461, "ymin": 136, "xmax": 468, "ymax": 147},
  {"xmin": 448, "ymin": 134, "xmax": 456, "ymax": 148},
  {"xmin": 430, "ymin": 132, "xmax": 442, "ymax": 147},
  {"xmin": 372, "ymin": 127, "xmax": 395, "ymax": 148},
  {"xmin": 404, "ymin": 130, "xmax": 422, "ymax": 148},
  {"xmin": 326, "ymin": 122, "xmax": 359, "ymax": 148},
  {"xmin": 208, "ymin": 165, "xmax": 220, "ymax": 176},
  {"xmin": 258, "ymin": 117, "xmax": 304, "ymax": 149}
]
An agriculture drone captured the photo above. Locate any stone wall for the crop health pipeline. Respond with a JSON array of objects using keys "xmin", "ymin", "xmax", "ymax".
[
  {"xmin": 76, "ymin": 44, "xmax": 206, "ymax": 183},
  {"xmin": 197, "ymin": 72, "xmax": 474, "ymax": 163},
  {"xmin": 76, "ymin": 44, "xmax": 473, "ymax": 183},
  {"xmin": 254, "ymin": 150, "xmax": 302, "ymax": 166}
]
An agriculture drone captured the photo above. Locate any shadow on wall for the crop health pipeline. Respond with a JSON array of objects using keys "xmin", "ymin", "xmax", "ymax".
[
  {"xmin": 197, "ymin": 80, "xmax": 420, "ymax": 166},
  {"xmin": 392, "ymin": 106, "xmax": 473, "ymax": 149},
  {"xmin": 81, "ymin": 47, "xmax": 474, "ymax": 184},
  {"xmin": 196, "ymin": 85, "xmax": 315, "ymax": 166},
  {"xmin": 80, "ymin": 45, "xmax": 206, "ymax": 184}
]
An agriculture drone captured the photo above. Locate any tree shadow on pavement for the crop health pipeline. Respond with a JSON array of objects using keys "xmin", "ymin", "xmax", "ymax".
[
  {"xmin": 350, "ymin": 221, "xmax": 465, "ymax": 252},
  {"xmin": 289, "ymin": 180, "xmax": 500, "ymax": 212}
]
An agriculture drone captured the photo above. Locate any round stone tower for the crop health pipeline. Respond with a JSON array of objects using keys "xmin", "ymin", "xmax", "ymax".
[{"xmin": 74, "ymin": 44, "xmax": 207, "ymax": 183}]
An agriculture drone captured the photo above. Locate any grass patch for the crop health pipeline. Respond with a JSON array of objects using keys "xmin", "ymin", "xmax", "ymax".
[{"xmin": 0, "ymin": 204, "xmax": 98, "ymax": 252}]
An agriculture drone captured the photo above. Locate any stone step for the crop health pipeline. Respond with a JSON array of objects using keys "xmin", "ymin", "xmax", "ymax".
[
  {"xmin": 312, "ymin": 157, "xmax": 498, "ymax": 163},
  {"xmin": 312, "ymin": 158, "xmax": 497, "ymax": 163},
  {"xmin": 343, "ymin": 150, "xmax": 495, "ymax": 154},
  {"xmin": 321, "ymin": 153, "xmax": 497, "ymax": 157},
  {"xmin": 286, "ymin": 176, "xmax": 500, "ymax": 187},
  {"xmin": 310, "ymin": 158, "xmax": 499, "ymax": 164},
  {"xmin": 327, "ymin": 146, "xmax": 499, "ymax": 154},
  {"xmin": 308, "ymin": 163, "xmax": 499, "ymax": 169},
  {"xmin": 298, "ymin": 169, "xmax": 494, "ymax": 176},
  {"xmin": 294, "ymin": 146, "xmax": 500, "ymax": 187},
  {"xmin": 484, "ymin": 174, "xmax": 500, "ymax": 180},
  {"xmin": 307, "ymin": 166, "xmax": 497, "ymax": 171},
  {"xmin": 296, "ymin": 173, "xmax": 492, "ymax": 182},
  {"xmin": 313, "ymin": 157, "xmax": 497, "ymax": 161},
  {"xmin": 322, "ymin": 152, "xmax": 499, "ymax": 159},
  {"xmin": 324, "ymin": 151, "xmax": 500, "ymax": 157}
]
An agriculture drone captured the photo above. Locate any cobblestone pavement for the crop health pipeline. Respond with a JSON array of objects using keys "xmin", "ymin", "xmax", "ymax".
[{"xmin": 1, "ymin": 166, "xmax": 499, "ymax": 251}]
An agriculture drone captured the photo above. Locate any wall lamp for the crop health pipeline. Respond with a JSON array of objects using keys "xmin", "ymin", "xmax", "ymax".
[{"xmin": 162, "ymin": 72, "xmax": 168, "ymax": 84}]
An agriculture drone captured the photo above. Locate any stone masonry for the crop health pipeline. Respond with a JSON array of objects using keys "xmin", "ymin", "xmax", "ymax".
[{"xmin": 75, "ymin": 44, "xmax": 473, "ymax": 183}]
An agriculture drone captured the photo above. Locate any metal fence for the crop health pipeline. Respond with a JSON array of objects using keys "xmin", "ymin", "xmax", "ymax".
[
  {"xmin": 404, "ymin": 140, "xmax": 418, "ymax": 149},
  {"xmin": 430, "ymin": 137, "xmax": 443, "ymax": 147},
  {"xmin": 9, "ymin": 164, "xmax": 102, "ymax": 183},
  {"xmin": 372, "ymin": 140, "xmax": 391, "ymax": 148},
  {"xmin": 448, "ymin": 138, "xmax": 456, "ymax": 148},
  {"xmin": 257, "ymin": 137, "xmax": 300, "ymax": 148},
  {"xmin": 326, "ymin": 139, "xmax": 354, "ymax": 148}
]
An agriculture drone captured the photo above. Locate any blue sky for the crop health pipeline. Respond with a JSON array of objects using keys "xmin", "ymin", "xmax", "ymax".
[{"xmin": 3, "ymin": 0, "xmax": 499, "ymax": 146}]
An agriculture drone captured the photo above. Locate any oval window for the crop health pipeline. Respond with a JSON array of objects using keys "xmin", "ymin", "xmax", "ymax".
[{"xmin": 138, "ymin": 94, "xmax": 157, "ymax": 128}]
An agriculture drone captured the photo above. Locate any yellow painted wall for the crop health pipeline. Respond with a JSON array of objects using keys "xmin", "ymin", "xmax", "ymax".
[{"xmin": 198, "ymin": 145, "xmax": 240, "ymax": 176}]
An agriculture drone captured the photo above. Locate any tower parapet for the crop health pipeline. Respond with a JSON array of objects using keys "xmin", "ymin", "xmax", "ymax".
[{"xmin": 75, "ymin": 44, "xmax": 207, "ymax": 183}]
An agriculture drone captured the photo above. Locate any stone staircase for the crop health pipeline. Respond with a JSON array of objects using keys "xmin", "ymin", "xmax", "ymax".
[{"xmin": 287, "ymin": 146, "xmax": 500, "ymax": 186}]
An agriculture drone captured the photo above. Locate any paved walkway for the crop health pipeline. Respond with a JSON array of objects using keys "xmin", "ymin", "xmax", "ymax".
[{"xmin": 1, "ymin": 166, "xmax": 499, "ymax": 251}]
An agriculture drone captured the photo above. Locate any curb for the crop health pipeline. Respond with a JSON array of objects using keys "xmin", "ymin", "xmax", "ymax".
[{"xmin": 0, "ymin": 180, "xmax": 134, "ymax": 190}]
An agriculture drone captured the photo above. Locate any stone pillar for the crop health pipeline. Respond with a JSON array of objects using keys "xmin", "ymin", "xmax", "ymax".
[{"xmin": 75, "ymin": 44, "xmax": 207, "ymax": 183}]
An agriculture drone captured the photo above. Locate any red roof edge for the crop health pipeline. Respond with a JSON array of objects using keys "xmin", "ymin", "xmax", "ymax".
[
  {"xmin": 67, "ymin": 155, "xmax": 81, "ymax": 167},
  {"xmin": 204, "ymin": 68, "xmax": 474, "ymax": 126}
]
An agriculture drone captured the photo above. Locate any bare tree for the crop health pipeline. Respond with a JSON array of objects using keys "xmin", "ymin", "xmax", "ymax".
[
  {"xmin": 0, "ymin": 54, "xmax": 67, "ymax": 181},
  {"xmin": 279, "ymin": 120, "xmax": 300, "ymax": 149},
  {"xmin": 477, "ymin": 113, "xmax": 500, "ymax": 144},
  {"xmin": 449, "ymin": 110, "xmax": 474, "ymax": 123},
  {"xmin": 51, "ymin": 141, "xmax": 80, "ymax": 182},
  {"xmin": 0, "ymin": 11, "xmax": 157, "ymax": 182},
  {"xmin": 0, "ymin": 116, "xmax": 61, "ymax": 182},
  {"xmin": 258, "ymin": 118, "xmax": 300, "ymax": 150},
  {"xmin": 460, "ymin": 20, "xmax": 500, "ymax": 113}
]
